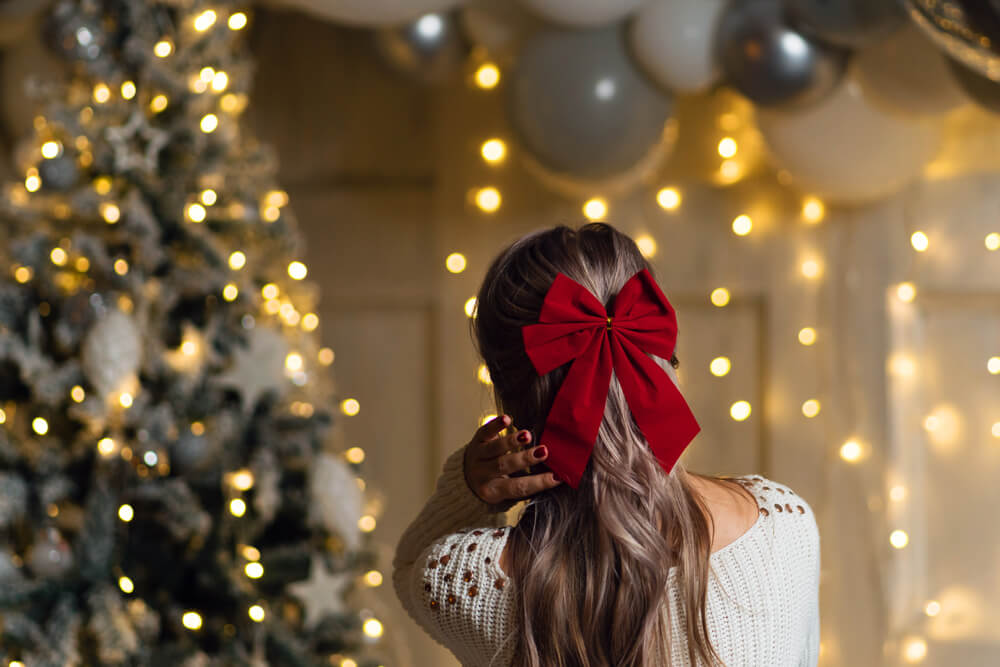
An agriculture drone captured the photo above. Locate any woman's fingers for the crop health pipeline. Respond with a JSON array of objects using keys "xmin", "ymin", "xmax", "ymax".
[{"xmin": 484, "ymin": 470, "xmax": 562, "ymax": 502}]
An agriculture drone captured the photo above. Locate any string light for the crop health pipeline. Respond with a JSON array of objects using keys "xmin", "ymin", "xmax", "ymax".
[
  {"xmin": 474, "ymin": 187, "xmax": 501, "ymax": 213},
  {"xmin": 341, "ymin": 398, "xmax": 360, "ymax": 416},
  {"xmin": 445, "ymin": 252, "xmax": 466, "ymax": 273},
  {"xmin": 358, "ymin": 515, "xmax": 376, "ymax": 532},
  {"xmin": 230, "ymin": 469, "xmax": 254, "ymax": 491},
  {"xmin": 798, "ymin": 327, "xmax": 817, "ymax": 346},
  {"xmin": 248, "ymin": 605, "xmax": 265, "ymax": 622},
  {"xmin": 318, "ymin": 348, "xmax": 335, "ymax": 365},
  {"xmin": 890, "ymin": 530, "xmax": 909, "ymax": 549},
  {"xmin": 194, "ymin": 9, "xmax": 217, "ymax": 31},
  {"xmin": 710, "ymin": 357, "xmax": 731, "ymax": 377},
  {"xmin": 988, "ymin": 356, "xmax": 1000, "ymax": 374},
  {"xmin": 717, "ymin": 137, "xmax": 738, "ymax": 158},
  {"xmin": 582, "ymin": 198, "xmax": 607, "ymax": 221},
  {"xmin": 901, "ymin": 636, "xmax": 927, "ymax": 663},
  {"xmin": 801, "ymin": 197, "xmax": 825, "ymax": 223},
  {"xmin": 474, "ymin": 63, "xmax": 500, "ymax": 89},
  {"xmin": 118, "ymin": 576, "xmax": 134, "ymax": 593},
  {"xmin": 986, "ymin": 233, "xmax": 1000, "ymax": 251},
  {"xmin": 364, "ymin": 570, "xmax": 383, "ymax": 586},
  {"xmin": 211, "ymin": 71, "xmax": 229, "ymax": 92},
  {"xmin": 362, "ymin": 618, "xmax": 384, "ymax": 638},
  {"xmin": 839, "ymin": 439, "xmax": 863, "ymax": 463},
  {"xmin": 100, "ymin": 202, "xmax": 121, "ymax": 224},
  {"xmin": 288, "ymin": 261, "xmax": 308, "ymax": 280},
  {"xmin": 93, "ymin": 83, "xmax": 111, "ymax": 103},
  {"xmin": 32, "ymin": 417, "xmax": 48, "ymax": 435},
  {"xmin": 71, "ymin": 385, "xmax": 85, "ymax": 402},
  {"xmin": 0, "ymin": 408, "xmax": 5, "ymax": 424},
  {"xmin": 889, "ymin": 485, "xmax": 906, "ymax": 502},
  {"xmin": 710, "ymin": 287, "xmax": 730, "ymax": 307},
  {"xmin": 345, "ymin": 447, "xmax": 365, "ymax": 464},
  {"xmin": 896, "ymin": 282, "xmax": 917, "ymax": 303},
  {"xmin": 191, "ymin": 422, "xmax": 205, "ymax": 435},
  {"xmin": 244, "ymin": 562, "xmax": 264, "ymax": 578},
  {"xmin": 285, "ymin": 352, "xmax": 303, "ymax": 372},
  {"xmin": 302, "ymin": 313, "xmax": 319, "ymax": 331},
  {"xmin": 261, "ymin": 283, "xmax": 279, "ymax": 299},
  {"xmin": 731, "ymin": 214, "xmax": 752, "ymax": 236},
  {"xmin": 228, "ymin": 251, "xmax": 246, "ymax": 270},
  {"xmin": 222, "ymin": 283, "xmax": 238, "ymax": 301},
  {"xmin": 150, "ymin": 94, "xmax": 168, "ymax": 113},
  {"xmin": 154, "ymin": 40, "xmax": 172, "ymax": 57},
  {"xmin": 114, "ymin": 259, "xmax": 129, "ymax": 275},
  {"xmin": 98, "ymin": 437, "xmax": 115, "ymax": 456},
  {"xmin": 229, "ymin": 12, "xmax": 248, "ymax": 30},
  {"xmin": 41, "ymin": 141, "xmax": 61, "ymax": 159},
  {"xmin": 635, "ymin": 234, "xmax": 657, "ymax": 258},
  {"xmin": 121, "ymin": 81, "xmax": 136, "ymax": 99},
  {"xmin": 801, "ymin": 399, "xmax": 821, "ymax": 418},
  {"xmin": 730, "ymin": 401, "xmax": 752, "ymax": 421},
  {"xmin": 50, "ymin": 247, "xmax": 67, "ymax": 265},
  {"xmin": 924, "ymin": 600, "xmax": 940, "ymax": 616},
  {"xmin": 801, "ymin": 258, "xmax": 822, "ymax": 279},
  {"xmin": 200, "ymin": 114, "xmax": 219, "ymax": 133},
  {"xmin": 24, "ymin": 171, "xmax": 41, "ymax": 192},
  {"xmin": 464, "ymin": 297, "xmax": 477, "ymax": 318},
  {"xmin": 656, "ymin": 187, "xmax": 681, "ymax": 211},
  {"xmin": 118, "ymin": 504, "xmax": 134, "ymax": 522},
  {"xmin": 993, "ymin": 422, "xmax": 1000, "ymax": 438},
  {"xmin": 181, "ymin": 611, "xmax": 202, "ymax": 630},
  {"xmin": 481, "ymin": 139, "xmax": 506, "ymax": 163},
  {"xmin": 14, "ymin": 266, "xmax": 32, "ymax": 283},
  {"xmin": 119, "ymin": 392, "xmax": 133, "ymax": 408},
  {"xmin": 910, "ymin": 231, "xmax": 929, "ymax": 252},
  {"xmin": 201, "ymin": 189, "xmax": 217, "ymax": 206},
  {"xmin": 229, "ymin": 498, "xmax": 246, "ymax": 516}
]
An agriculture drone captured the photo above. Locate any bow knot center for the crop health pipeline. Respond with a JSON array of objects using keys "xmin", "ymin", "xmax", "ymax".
[{"xmin": 605, "ymin": 316, "xmax": 612, "ymax": 332}]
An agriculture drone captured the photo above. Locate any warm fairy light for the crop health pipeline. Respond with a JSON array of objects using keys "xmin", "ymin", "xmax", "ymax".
[
  {"xmin": 98, "ymin": 437, "xmax": 115, "ymax": 456},
  {"xmin": 358, "ymin": 514, "xmax": 376, "ymax": 532},
  {"xmin": 890, "ymin": 529, "xmax": 909, "ymax": 549},
  {"xmin": 364, "ymin": 570, "xmax": 383, "ymax": 586},
  {"xmin": 231, "ymin": 469, "xmax": 255, "ymax": 491},
  {"xmin": 717, "ymin": 160, "xmax": 743, "ymax": 183},
  {"xmin": 100, "ymin": 202, "xmax": 121, "ymax": 224},
  {"xmin": 200, "ymin": 114, "xmax": 219, "ymax": 133},
  {"xmin": 194, "ymin": 9, "xmax": 217, "ymax": 31},
  {"xmin": 801, "ymin": 197, "xmax": 825, "ymax": 223},
  {"xmin": 32, "ymin": 417, "xmax": 48, "ymax": 435},
  {"xmin": 220, "ymin": 93, "xmax": 248, "ymax": 113},
  {"xmin": 730, "ymin": 401, "xmax": 752, "ymax": 421},
  {"xmin": 143, "ymin": 450, "xmax": 158, "ymax": 467},
  {"xmin": 71, "ymin": 385, "xmax": 85, "ymax": 402},
  {"xmin": 41, "ymin": 141, "xmax": 61, "ymax": 159},
  {"xmin": 302, "ymin": 313, "xmax": 319, "ymax": 331},
  {"xmin": 477, "ymin": 363, "xmax": 492, "ymax": 385},
  {"xmin": 635, "ymin": 234, "xmax": 657, "ymax": 258},
  {"xmin": 992, "ymin": 421, "xmax": 1000, "ymax": 438},
  {"xmin": 285, "ymin": 352, "xmax": 304, "ymax": 373},
  {"xmin": 150, "ymin": 94, "xmax": 168, "ymax": 112},
  {"xmin": 200, "ymin": 189, "xmax": 217, "ymax": 206},
  {"xmin": 475, "ymin": 187, "xmax": 501, "ymax": 213},
  {"xmin": 228, "ymin": 251, "xmax": 246, "ymax": 270},
  {"xmin": 988, "ymin": 356, "xmax": 1000, "ymax": 374},
  {"xmin": 986, "ymin": 233, "xmax": 1000, "ymax": 251},
  {"xmin": 229, "ymin": 498, "xmax": 246, "ymax": 517},
  {"xmin": 248, "ymin": 605, "xmax": 265, "ymax": 622},
  {"xmin": 464, "ymin": 297, "xmax": 477, "ymax": 318},
  {"xmin": 211, "ymin": 71, "xmax": 229, "ymax": 92},
  {"xmin": 121, "ymin": 81, "xmax": 136, "ymax": 99},
  {"xmin": 24, "ymin": 173, "xmax": 41, "ymax": 192},
  {"xmin": 75, "ymin": 257, "xmax": 90, "ymax": 271},
  {"xmin": 261, "ymin": 205, "xmax": 280, "ymax": 222},
  {"xmin": 731, "ymin": 214, "xmax": 752, "ymax": 236},
  {"xmin": 480, "ymin": 413, "xmax": 497, "ymax": 426},
  {"xmin": 288, "ymin": 261, "xmax": 308, "ymax": 280},
  {"xmin": 888, "ymin": 485, "xmax": 906, "ymax": 502},
  {"xmin": 798, "ymin": 327, "xmax": 817, "ymax": 346},
  {"xmin": 93, "ymin": 83, "xmax": 111, "ymax": 103},
  {"xmin": 265, "ymin": 190, "xmax": 289, "ymax": 207},
  {"xmin": 222, "ymin": 283, "xmax": 238, "ymax": 301},
  {"xmin": 118, "ymin": 576, "xmax": 134, "ymax": 593},
  {"xmin": 244, "ymin": 562, "xmax": 264, "ymax": 578},
  {"xmin": 924, "ymin": 600, "xmax": 941, "ymax": 616},
  {"xmin": 154, "ymin": 40, "xmax": 172, "ymax": 57},
  {"xmin": 181, "ymin": 611, "xmax": 202, "ymax": 630},
  {"xmin": 896, "ymin": 282, "xmax": 916, "ymax": 302},
  {"xmin": 710, "ymin": 287, "xmax": 730, "ymax": 307},
  {"xmin": 801, "ymin": 258, "xmax": 822, "ymax": 279},
  {"xmin": 0, "ymin": 409, "xmax": 6, "ymax": 424},
  {"xmin": 801, "ymin": 399, "xmax": 821, "ymax": 418},
  {"xmin": 118, "ymin": 504, "xmax": 134, "ymax": 522},
  {"xmin": 119, "ymin": 392, "xmax": 133, "ymax": 408},
  {"xmin": 910, "ymin": 231, "xmax": 929, "ymax": 252},
  {"xmin": 190, "ymin": 421, "xmax": 205, "ymax": 435},
  {"xmin": 50, "ymin": 247, "xmax": 67, "ymax": 265},
  {"xmin": 114, "ymin": 259, "xmax": 129, "ymax": 275},
  {"xmin": 261, "ymin": 283, "xmax": 279, "ymax": 299},
  {"xmin": 341, "ymin": 398, "xmax": 360, "ymax": 416},
  {"xmin": 474, "ymin": 63, "xmax": 500, "ymax": 89},
  {"xmin": 582, "ymin": 198, "xmax": 607, "ymax": 221},
  {"xmin": 14, "ymin": 266, "xmax": 32, "ymax": 283},
  {"xmin": 717, "ymin": 136, "xmax": 738, "ymax": 158},
  {"xmin": 318, "ymin": 348, "xmax": 334, "ymax": 365},
  {"xmin": 445, "ymin": 252, "xmax": 467, "ymax": 273},
  {"xmin": 93, "ymin": 176, "xmax": 112, "ymax": 194},
  {"xmin": 656, "ymin": 187, "xmax": 681, "ymax": 211},
  {"xmin": 839, "ymin": 439, "xmax": 863, "ymax": 463},
  {"xmin": 710, "ymin": 357, "xmax": 731, "ymax": 377},
  {"xmin": 481, "ymin": 139, "xmax": 506, "ymax": 163},
  {"xmin": 229, "ymin": 12, "xmax": 248, "ymax": 30},
  {"xmin": 345, "ymin": 447, "xmax": 365, "ymax": 464},
  {"xmin": 242, "ymin": 545, "xmax": 260, "ymax": 560},
  {"xmin": 901, "ymin": 636, "xmax": 927, "ymax": 663},
  {"xmin": 362, "ymin": 618, "xmax": 384, "ymax": 638}
]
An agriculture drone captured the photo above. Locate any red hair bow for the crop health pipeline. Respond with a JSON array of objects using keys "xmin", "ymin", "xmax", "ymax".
[{"xmin": 521, "ymin": 268, "xmax": 700, "ymax": 489}]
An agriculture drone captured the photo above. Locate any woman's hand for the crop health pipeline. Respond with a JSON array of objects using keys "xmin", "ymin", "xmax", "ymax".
[{"xmin": 463, "ymin": 414, "xmax": 563, "ymax": 505}]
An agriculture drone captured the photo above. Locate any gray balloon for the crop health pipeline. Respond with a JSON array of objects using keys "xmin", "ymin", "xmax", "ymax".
[
  {"xmin": 786, "ymin": 0, "xmax": 905, "ymax": 48},
  {"xmin": 507, "ymin": 24, "xmax": 673, "ymax": 180},
  {"xmin": 716, "ymin": 0, "xmax": 848, "ymax": 108},
  {"xmin": 946, "ymin": 56, "xmax": 1000, "ymax": 112},
  {"xmin": 373, "ymin": 11, "xmax": 468, "ymax": 85}
]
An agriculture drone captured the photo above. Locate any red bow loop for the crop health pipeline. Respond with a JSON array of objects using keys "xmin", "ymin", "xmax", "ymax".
[{"xmin": 521, "ymin": 268, "xmax": 701, "ymax": 489}]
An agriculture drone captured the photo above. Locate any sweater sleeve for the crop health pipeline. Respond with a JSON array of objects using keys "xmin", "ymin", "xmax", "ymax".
[{"xmin": 392, "ymin": 443, "xmax": 519, "ymax": 666}]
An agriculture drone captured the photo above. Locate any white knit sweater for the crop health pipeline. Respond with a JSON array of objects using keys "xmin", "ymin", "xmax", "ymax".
[{"xmin": 392, "ymin": 444, "xmax": 821, "ymax": 666}]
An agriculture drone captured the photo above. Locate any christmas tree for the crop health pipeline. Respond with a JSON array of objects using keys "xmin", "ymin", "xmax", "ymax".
[{"xmin": 0, "ymin": 1, "xmax": 386, "ymax": 664}]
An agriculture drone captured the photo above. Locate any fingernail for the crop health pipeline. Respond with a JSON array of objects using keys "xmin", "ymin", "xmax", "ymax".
[
  {"xmin": 533, "ymin": 445, "xmax": 547, "ymax": 459},
  {"xmin": 517, "ymin": 430, "xmax": 529, "ymax": 443}
]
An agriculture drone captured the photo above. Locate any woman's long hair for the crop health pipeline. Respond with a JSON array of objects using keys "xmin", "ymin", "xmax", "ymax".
[{"xmin": 471, "ymin": 223, "xmax": 755, "ymax": 666}]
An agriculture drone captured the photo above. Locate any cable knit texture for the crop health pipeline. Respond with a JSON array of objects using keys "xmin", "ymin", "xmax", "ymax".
[{"xmin": 392, "ymin": 444, "xmax": 821, "ymax": 667}]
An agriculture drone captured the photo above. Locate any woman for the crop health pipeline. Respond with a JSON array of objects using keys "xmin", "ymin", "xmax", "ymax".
[{"xmin": 392, "ymin": 223, "xmax": 820, "ymax": 666}]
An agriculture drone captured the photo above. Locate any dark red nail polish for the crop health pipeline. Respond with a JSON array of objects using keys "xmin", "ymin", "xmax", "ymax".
[
  {"xmin": 517, "ymin": 431, "xmax": 529, "ymax": 443},
  {"xmin": 533, "ymin": 445, "xmax": 547, "ymax": 458}
]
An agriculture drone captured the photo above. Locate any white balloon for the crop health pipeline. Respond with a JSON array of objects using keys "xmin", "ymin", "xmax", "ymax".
[
  {"xmin": 269, "ymin": 0, "xmax": 465, "ymax": 26},
  {"xmin": 518, "ymin": 0, "xmax": 646, "ymax": 27},
  {"xmin": 758, "ymin": 69, "xmax": 942, "ymax": 204},
  {"xmin": 854, "ymin": 25, "xmax": 968, "ymax": 117},
  {"xmin": 629, "ymin": 0, "xmax": 725, "ymax": 93}
]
